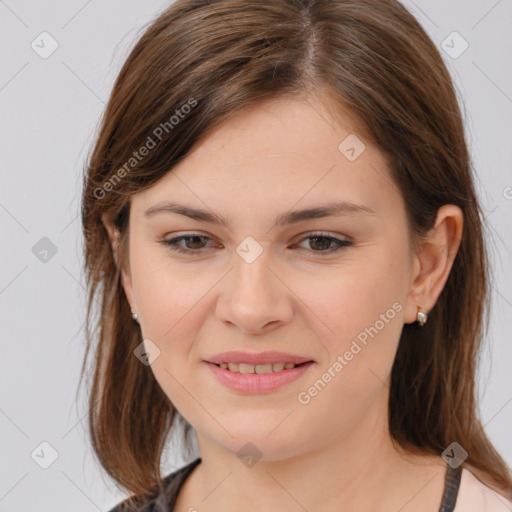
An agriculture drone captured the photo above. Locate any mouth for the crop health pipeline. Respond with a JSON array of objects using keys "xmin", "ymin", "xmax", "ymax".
[{"xmin": 210, "ymin": 361, "xmax": 313, "ymax": 374}]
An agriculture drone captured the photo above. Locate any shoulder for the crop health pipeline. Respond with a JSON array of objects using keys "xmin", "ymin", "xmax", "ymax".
[
  {"xmin": 105, "ymin": 458, "xmax": 202, "ymax": 512},
  {"xmin": 454, "ymin": 468, "xmax": 512, "ymax": 512}
]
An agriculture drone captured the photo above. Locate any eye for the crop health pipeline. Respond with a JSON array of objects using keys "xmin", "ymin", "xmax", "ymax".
[
  {"xmin": 292, "ymin": 232, "xmax": 353, "ymax": 254},
  {"xmin": 160, "ymin": 231, "xmax": 352, "ymax": 256},
  {"xmin": 160, "ymin": 233, "xmax": 216, "ymax": 254}
]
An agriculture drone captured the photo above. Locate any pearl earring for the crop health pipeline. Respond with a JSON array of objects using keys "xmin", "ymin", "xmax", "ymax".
[
  {"xmin": 131, "ymin": 311, "xmax": 139, "ymax": 322},
  {"xmin": 417, "ymin": 307, "xmax": 428, "ymax": 326}
]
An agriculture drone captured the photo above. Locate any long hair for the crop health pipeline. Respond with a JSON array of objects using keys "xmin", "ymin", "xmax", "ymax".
[{"xmin": 79, "ymin": 0, "xmax": 512, "ymax": 506}]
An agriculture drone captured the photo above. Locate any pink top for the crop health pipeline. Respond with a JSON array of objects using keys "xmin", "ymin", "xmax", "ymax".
[{"xmin": 454, "ymin": 469, "xmax": 512, "ymax": 511}]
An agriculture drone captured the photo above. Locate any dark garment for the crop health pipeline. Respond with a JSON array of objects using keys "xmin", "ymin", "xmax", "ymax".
[
  {"xmin": 439, "ymin": 464, "xmax": 463, "ymax": 512},
  {"xmin": 107, "ymin": 458, "xmax": 462, "ymax": 512},
  {"xmin": 106, "ymin": 458, "xmax": 202, "ymax": 512}
]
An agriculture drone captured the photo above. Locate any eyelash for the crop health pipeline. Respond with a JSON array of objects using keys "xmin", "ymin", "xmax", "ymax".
[{"xmin": 160, "ymin": 232, "xmax": 353, "ymax": 256}]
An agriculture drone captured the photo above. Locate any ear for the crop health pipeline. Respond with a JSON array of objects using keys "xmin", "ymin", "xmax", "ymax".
[
  {"xmin": 403, "ymin": 204, "xmax": 463, "ymax": 324},
  {"xmin": 101, "ymin": 213, "xmax": 137, "ymax": 313}
]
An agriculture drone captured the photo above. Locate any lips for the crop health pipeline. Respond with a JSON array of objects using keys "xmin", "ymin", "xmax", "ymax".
[{"xmin": 204, "ymin": 359, "xmax": 315, "ymax": 393}]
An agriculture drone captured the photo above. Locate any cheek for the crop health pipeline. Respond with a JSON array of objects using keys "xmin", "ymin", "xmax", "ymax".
[
  {"xmin": 294, "ymin": 256, "xmax": 404, "ymax": 340},
  {"xmin": 131, "ymin": 247, "xmax": 210, "ymax": 338},
  {"xmin": 290, "ymin": 255, "xmax": 406, "ymax": 392}
]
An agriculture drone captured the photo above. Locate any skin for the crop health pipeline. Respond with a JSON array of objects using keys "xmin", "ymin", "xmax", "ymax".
[{"xmin": 105, "ymin": 94, "xmax": 463, "ymax": 512}]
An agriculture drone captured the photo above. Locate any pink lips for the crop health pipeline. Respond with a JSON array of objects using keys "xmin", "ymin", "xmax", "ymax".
[{"xmin": 203, "ymin": 359, "xmax": 315, "ymax": 394}]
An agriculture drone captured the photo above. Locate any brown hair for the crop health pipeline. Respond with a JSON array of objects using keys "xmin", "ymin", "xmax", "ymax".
[{"xmin": 79, "ymin": 0, "xmax": 512, "ymax": 507}]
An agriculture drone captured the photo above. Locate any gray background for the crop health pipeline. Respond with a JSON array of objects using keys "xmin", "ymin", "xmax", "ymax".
[{"xmin": 0, "ymin": 1, "xmax": 511, "ymax": 510}]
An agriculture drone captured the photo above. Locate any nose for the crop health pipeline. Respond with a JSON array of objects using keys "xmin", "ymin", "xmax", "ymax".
[{"xmin": 215, "ymin": 249, "xmax": 294, "ymax": 335}]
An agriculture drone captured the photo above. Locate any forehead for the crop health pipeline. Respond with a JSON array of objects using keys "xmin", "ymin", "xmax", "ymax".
[{"xmin": 132, "ymin": 96, "xmax": 401, "ymax": 222}]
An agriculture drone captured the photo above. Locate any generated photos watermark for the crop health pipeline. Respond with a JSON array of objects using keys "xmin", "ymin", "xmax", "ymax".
[
  {"xmin": 297, "ymin": 301, "xmax": 403, "ymax": 405},
  {"xmin": 93, "ymin": 97, "xmax": 198, "ymax": 200}
]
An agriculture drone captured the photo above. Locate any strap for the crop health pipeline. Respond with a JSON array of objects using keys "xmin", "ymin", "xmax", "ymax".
[{"xmin": 438, "ymin": 464, "xmax": 463, "ymax": 512}]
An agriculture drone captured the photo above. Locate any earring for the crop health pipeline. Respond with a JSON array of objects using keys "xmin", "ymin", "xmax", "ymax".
[
  {"xmin": 417, "ymin": 306, "xmax": 428, "ymax": 326},
  {"xmin": 131, "ymin": 311, "xmax": 139, "ymax": 322}
]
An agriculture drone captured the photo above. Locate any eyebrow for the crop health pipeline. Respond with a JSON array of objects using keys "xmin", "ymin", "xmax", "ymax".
[{"xmin": 143, "ymin": 201, "xmax": 377, "ymax": 228}]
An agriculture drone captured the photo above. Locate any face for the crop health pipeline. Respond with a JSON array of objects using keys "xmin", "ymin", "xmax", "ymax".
[{"xmin": 121, "ymin": 95, "xmax": 419, "ymax": 460}]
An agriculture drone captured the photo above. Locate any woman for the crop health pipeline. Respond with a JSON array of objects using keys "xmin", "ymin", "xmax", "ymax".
[{"xmin": 80, "ymin": 0, "xmax": 512, "ymax": 511}]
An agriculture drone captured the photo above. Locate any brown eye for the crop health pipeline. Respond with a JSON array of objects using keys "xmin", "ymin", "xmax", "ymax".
[
  {"xmin": 308, "ymin": 236, "xmax": 334, "ymax": 251},
  {"xmin": 162, "ymin": 234, "xmax": 213, "ymax": 254},
  {"xmin": 294, "ymin": 232, "xmax": 353, "ymax": 254}
]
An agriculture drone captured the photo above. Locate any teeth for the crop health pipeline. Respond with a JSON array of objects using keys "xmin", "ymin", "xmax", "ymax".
[
  {"xmin": 218, "ymin": 362, "xmax": 299, "ymax": 373},
  {"xmin": 239, "ymin": 363, "xmax": 255, "ymax": 374},
  {"xmin": 228, "ymin": 362, "xmax": 239, "ymax": 372}
]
